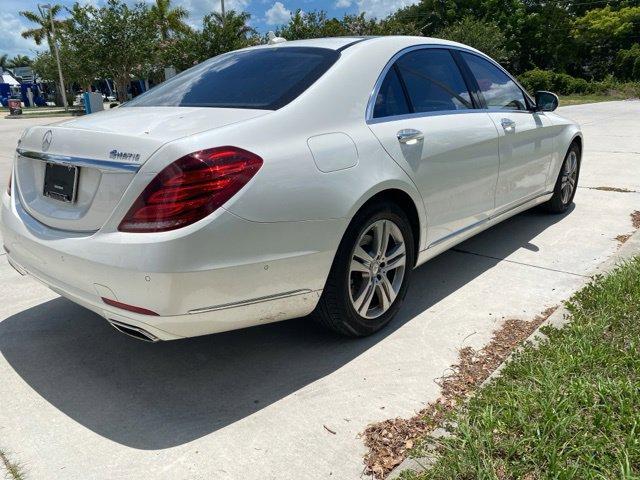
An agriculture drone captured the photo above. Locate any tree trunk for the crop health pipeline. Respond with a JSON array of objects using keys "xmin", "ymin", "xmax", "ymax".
[
  {"xmin": 47, "ymin": 35, "xmax": 64, "ymax": 107},
  {"xmin": 115, "ymin": 76, "xmax": 128, "ymax": 103}
]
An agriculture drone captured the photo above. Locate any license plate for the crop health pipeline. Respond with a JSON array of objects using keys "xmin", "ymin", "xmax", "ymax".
[{"xmin": 43, "ymin": 163, "xmax": 79, "ymax": 203}]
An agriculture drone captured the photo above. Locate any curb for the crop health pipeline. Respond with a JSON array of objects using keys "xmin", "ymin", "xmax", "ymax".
[{"xmin": 385, "ymin": 227, "xmax": 640, "ymax": 479}]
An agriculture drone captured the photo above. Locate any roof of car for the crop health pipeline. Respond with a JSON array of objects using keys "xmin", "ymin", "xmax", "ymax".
[
  {"xmin": 267, "ymin": 37, "xmax": 369, "ymax": 50},
  {"xmin": 254, "ymin": 36, "xmax": 476, "ymax": 53}
]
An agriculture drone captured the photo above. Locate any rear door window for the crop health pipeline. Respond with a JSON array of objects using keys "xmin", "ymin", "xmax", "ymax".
[{"xmin": 373, "ymin": 66, "xmax": 411, "ymax": 118}]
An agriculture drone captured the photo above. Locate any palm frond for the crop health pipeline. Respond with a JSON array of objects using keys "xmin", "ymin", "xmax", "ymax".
[
  {"xmin": 19, "ymin": 10, "xmax": 44, "ymax": 24},
  {"xmin": 21, "ymin": 27, "xmax": 46, "ymax": 44}
]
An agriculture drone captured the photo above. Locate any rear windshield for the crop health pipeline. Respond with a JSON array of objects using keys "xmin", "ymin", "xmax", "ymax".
[{"xmin": 124, "ymin": 47, "xmax": 340, "ymax": 110}]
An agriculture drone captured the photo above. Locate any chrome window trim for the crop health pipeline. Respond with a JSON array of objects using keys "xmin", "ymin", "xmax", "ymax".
[
  {"xmin": 366, "ymin": 44, "xmax": 535, "ymax": 124},
  {"xmin": 16, "ymin": 148, "xmax": 142, "ymax": 173},
  {"xmin": 367, "ymin": 109, "xmax": 484, "ymax": 125}
]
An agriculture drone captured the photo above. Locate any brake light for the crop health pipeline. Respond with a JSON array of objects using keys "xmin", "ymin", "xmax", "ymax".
[
  {"xmin": 7, "ymin": 171, "xmax": 11, "ymax": 196},
  {"xmin": 118, "ymin": 146, "xmax": 263, "ymax": 233}
]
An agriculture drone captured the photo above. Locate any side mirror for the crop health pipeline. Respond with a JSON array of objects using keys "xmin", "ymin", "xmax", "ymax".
[{"xmin": 534, "ymin": 91, "xmax": 559, "ymax": 112}]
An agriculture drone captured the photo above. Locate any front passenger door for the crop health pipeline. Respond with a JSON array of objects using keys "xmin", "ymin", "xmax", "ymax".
[{"xmin": 460, "ymin": 52, "xmax": 556, "ymax": 211}]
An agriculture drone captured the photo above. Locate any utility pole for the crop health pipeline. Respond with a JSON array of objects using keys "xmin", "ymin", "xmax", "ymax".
[
  {"xmin": 41, "ymin": 3, "xmax": 68, "ymax": 111},
  {"xmin": 221, "ymin": 0, "xmax": 225, "ymax": 25}
]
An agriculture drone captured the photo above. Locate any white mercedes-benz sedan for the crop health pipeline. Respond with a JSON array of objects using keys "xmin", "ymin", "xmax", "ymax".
[{"xmin": 1, "ymin": 36, "xmax": 582, "ymax": 342}]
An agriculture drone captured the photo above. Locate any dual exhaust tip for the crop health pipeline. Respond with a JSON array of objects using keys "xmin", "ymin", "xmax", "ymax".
[{"xmin": 108, "ymin": 319, "xmax": 159, "ymax": 342}]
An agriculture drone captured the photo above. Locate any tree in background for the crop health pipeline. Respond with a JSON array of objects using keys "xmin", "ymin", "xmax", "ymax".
[
  {"xmin": 276, "ymin": 10, "xmax": 419, "ymax": 39},
  {"xmin": 157, "ymin": 10, "xmax": 258, "ymax": 72},
  {"xmin": 615, "ymin": 43, "xmax": 640, "ymax": 80},
  {"xmin": 19, "ymin": 4, "xmax": 69, "ymax": 104},
  {"xmin": 201, "ymin": 11, "xmax": 258, "ymax": 57},
  {"xmin": 390, "ymin": 0, "xmax": 524, "ymax": 60},
  {"xmin": 150, "ymin": 0, "xmax": 191, "ymax": 41},
  {"xmin": 20, "ymin": 4, "xmax": 68, "ymax": 50},
  {"xmin": 0, "ymin": 54, "xmax": 8, "ymax": 71},
  {"xmin": 8, "ymin": 55, "xmax": 33, "ymax": 68},
  {"xmin": 573, "ymin": 6, "xmax": 640, "ymax": 79},
  {"xmin": 66, "ymin": 0, "xmax": 157, "ymax": 102},
  {"xmin": 515, "ymin": 0, "xmax": 578, "ymax": 74},
  {"xmin": 276, "ymin": 10, "xmax": 337, "ymax": 39},
  {"xmin": 435, "ymin": 16, "xmax": 510, "ymax": 63},
  {"xmin": 390, "ymin": 0, "xmax": 640, "ymax": 78},
  {"xmin": 16, "ymin": 0, "xmax": 640, "ymax": 102}
]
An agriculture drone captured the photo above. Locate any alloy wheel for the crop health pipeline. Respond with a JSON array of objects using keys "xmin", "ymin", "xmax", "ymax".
[
  {"xmin": 349, "ymin": 219, "xmax": 407, "ymax": 319},
  {"xmin": 560, "ymin": 150, "xmax": 578, "ymax": 204}
]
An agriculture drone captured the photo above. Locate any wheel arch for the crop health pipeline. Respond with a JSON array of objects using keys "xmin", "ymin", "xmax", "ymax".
[
  {"xmin": 348, "ymin": 186, "xmax": 425, "ymax": 267},
  {"xmin": 570, "ymin": 132, "xmax": 583, "ymax": 155}
]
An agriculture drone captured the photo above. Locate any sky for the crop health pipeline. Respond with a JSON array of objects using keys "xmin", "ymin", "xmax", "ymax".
[{"xmin": 1, "ymin": 0, "xmax": 418, "ymax": 58}]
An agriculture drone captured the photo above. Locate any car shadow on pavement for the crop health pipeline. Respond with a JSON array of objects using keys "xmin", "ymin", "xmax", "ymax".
[{"xmin": 0, "ymin": 208, "xmax": 570, "ymax": 450}]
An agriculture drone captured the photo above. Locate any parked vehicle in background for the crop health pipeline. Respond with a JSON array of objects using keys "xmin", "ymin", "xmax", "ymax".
[{"xmin": 1, "ymin": 36, "xmax": 581, "ymax": 342}]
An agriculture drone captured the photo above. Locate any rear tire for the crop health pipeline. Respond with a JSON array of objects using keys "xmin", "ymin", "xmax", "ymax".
[
  {"xmin": 542, "ymin": 142, "xmax": 581, "ymax": 213},
  {"xmin": 314, "ymin": 201, "xmax": 415, "ymax": 337}
]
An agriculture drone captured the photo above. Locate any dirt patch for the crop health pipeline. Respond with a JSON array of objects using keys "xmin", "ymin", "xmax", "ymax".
[
  {"xmin": 632, "ymin": 210, "xmax": 640, "ymax": 229},
  {"xmin": 361, "ymin": 307, "xmax": 557, "ymax": 479},
  {"xmin": 592, "ymin": 186, "xmax": 633, "ymax": 193},
  {"xmin": 616, "ymin": 234, "xmax": 632, "ymax": 244}
]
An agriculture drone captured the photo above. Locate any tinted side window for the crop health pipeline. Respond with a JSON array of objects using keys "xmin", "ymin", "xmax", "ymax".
[
  {"xmin": 461, "ymin": 53, "xmax": 527, "ymax": 111},
  {"xmin": 396, "ymin": 49, "xmax": 472, "ymax": 113},
  {"xmin": 373, "ymin": 66, "xmax": 410, "ymax": 118}
]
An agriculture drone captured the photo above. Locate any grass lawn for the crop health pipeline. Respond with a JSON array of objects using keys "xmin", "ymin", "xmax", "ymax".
[
  {"xmin": 559, "ymin": 93, "xmax": 633, "ymax": 106},
  {"xmin": 404, "ymin": 256, "xmax": 640, "ymax": 479},
  {"xmin": 0, "ymin": 449, "xmax": 25, "ymax": 480}
]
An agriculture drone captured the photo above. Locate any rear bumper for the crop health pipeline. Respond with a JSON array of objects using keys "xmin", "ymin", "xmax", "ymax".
[{"xmin": 1, "ymin": 192, "xmax": 346, "ymax": 340}]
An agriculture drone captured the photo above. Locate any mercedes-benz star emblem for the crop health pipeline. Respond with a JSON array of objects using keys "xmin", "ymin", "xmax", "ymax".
[{"xmin": 42, "ymin": 130, "xmax": 53, "ymax": 152}]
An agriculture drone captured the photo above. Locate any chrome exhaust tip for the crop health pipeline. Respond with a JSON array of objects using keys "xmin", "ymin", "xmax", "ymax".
[{"xmin": 108, "ymin": 319, "xmax": 159, "ymax": 342}]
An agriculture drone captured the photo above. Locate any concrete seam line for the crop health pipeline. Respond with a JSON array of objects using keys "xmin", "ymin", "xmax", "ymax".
[
  {"xmin": 386, "ymin": 227, "xmax": 640, "ymax": 480},
  {"xmin": 451, "ymin": 248, "xmax": 591, "ymax": 278}
]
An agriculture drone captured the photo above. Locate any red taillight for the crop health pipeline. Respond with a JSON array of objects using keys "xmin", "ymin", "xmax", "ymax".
[
  {"xmin": 7, "ymin": 171, "xmax": 11, "ymax": 196},
  {"xmin": 118, "ymin": 146, "xmax": 263, "ymax": 233},
  {"xmin": 101, "ymin": 297, "xmax": 159, "ymax": 316}
]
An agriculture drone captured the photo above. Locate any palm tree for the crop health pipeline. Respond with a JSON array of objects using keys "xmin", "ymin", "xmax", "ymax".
[
  {"xmin": 20, "ymin": 4, "xmax": 67, "ymax": 105},
  {"xmin": 208, "ymin": 11, "xmax": 254, "ymax": 37},
  {"xmin": 8, "ymin": 55, "xmax": 32, "ymax": 68},
  {"xmin": 150, "ymin": 0, "xmax": 190, "ymax": 41},
  {"xmin": 0, "ymin": 54, "xmax": 8, "ymax": 72},
  {"xmin": 20, "ymin": 4, "xmax": 67, "ymax": 56}
]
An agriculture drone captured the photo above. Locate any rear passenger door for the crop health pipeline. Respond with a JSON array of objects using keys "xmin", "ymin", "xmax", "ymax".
[
  {"xmin": 367, "ymin": 47, "xmax": 500, "ymax": 247},
  {"xmin": 459, "ymin": 52, "xmax": 556, "ymax": 211}
]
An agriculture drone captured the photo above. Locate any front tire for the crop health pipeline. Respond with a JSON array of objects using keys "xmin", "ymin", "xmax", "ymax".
[
  {"xmin": 543, "ymin": 142, "xmax": 581, "ymax": 213},
  {"xmin": 314, "ymin": 201, "xmax": 415, "ymax": 337}
]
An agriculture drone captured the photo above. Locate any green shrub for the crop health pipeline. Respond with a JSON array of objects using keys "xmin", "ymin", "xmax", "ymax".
[
  {"xmin": 518, "ymin": 68, "xmax": 553, "ymax": 93},
  {"xmin": 518, "ymin": 69, "xmax": 640, "ymax": 97},
  {"xmin": 615, "ymin": 44, "xmax": 640, "ymax": 81},
  {"xmin": 554, "ymin": 73, "xmax": 583, "ymax": 95}
]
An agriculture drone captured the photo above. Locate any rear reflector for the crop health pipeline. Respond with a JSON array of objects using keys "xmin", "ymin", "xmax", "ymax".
[
  {"xmin": 101, "ymin": 297, "xmax": 160, "ymax": 316},
  {"xmin": 118, "ymin": 146, "xmax": 263, "ymax": 233}
]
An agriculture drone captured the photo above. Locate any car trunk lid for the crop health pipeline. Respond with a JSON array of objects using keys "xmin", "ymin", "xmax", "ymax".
[{"xmin": 14, "ymin": 107, "xmax": 268, "ymax": 232}]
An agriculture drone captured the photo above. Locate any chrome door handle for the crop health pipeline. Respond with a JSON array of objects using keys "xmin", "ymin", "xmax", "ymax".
[
  {"xmin": 397, "ymin": 129, "xmax": 424, "ymax": 144},
  {"xmin": 501, "ymin": 118, "xmax": 516, "ymax": 132}
]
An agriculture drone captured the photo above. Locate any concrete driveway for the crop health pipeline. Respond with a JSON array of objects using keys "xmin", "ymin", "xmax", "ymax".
[{"xmin": 1, "ymin": 101, "xmax": 639, "ymax": 479}]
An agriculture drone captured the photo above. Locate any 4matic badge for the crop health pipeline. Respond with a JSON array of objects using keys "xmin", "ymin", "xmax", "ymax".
[{"xmin": 109, "ymin": 150, "xmax": 141, "ymax": 162}]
